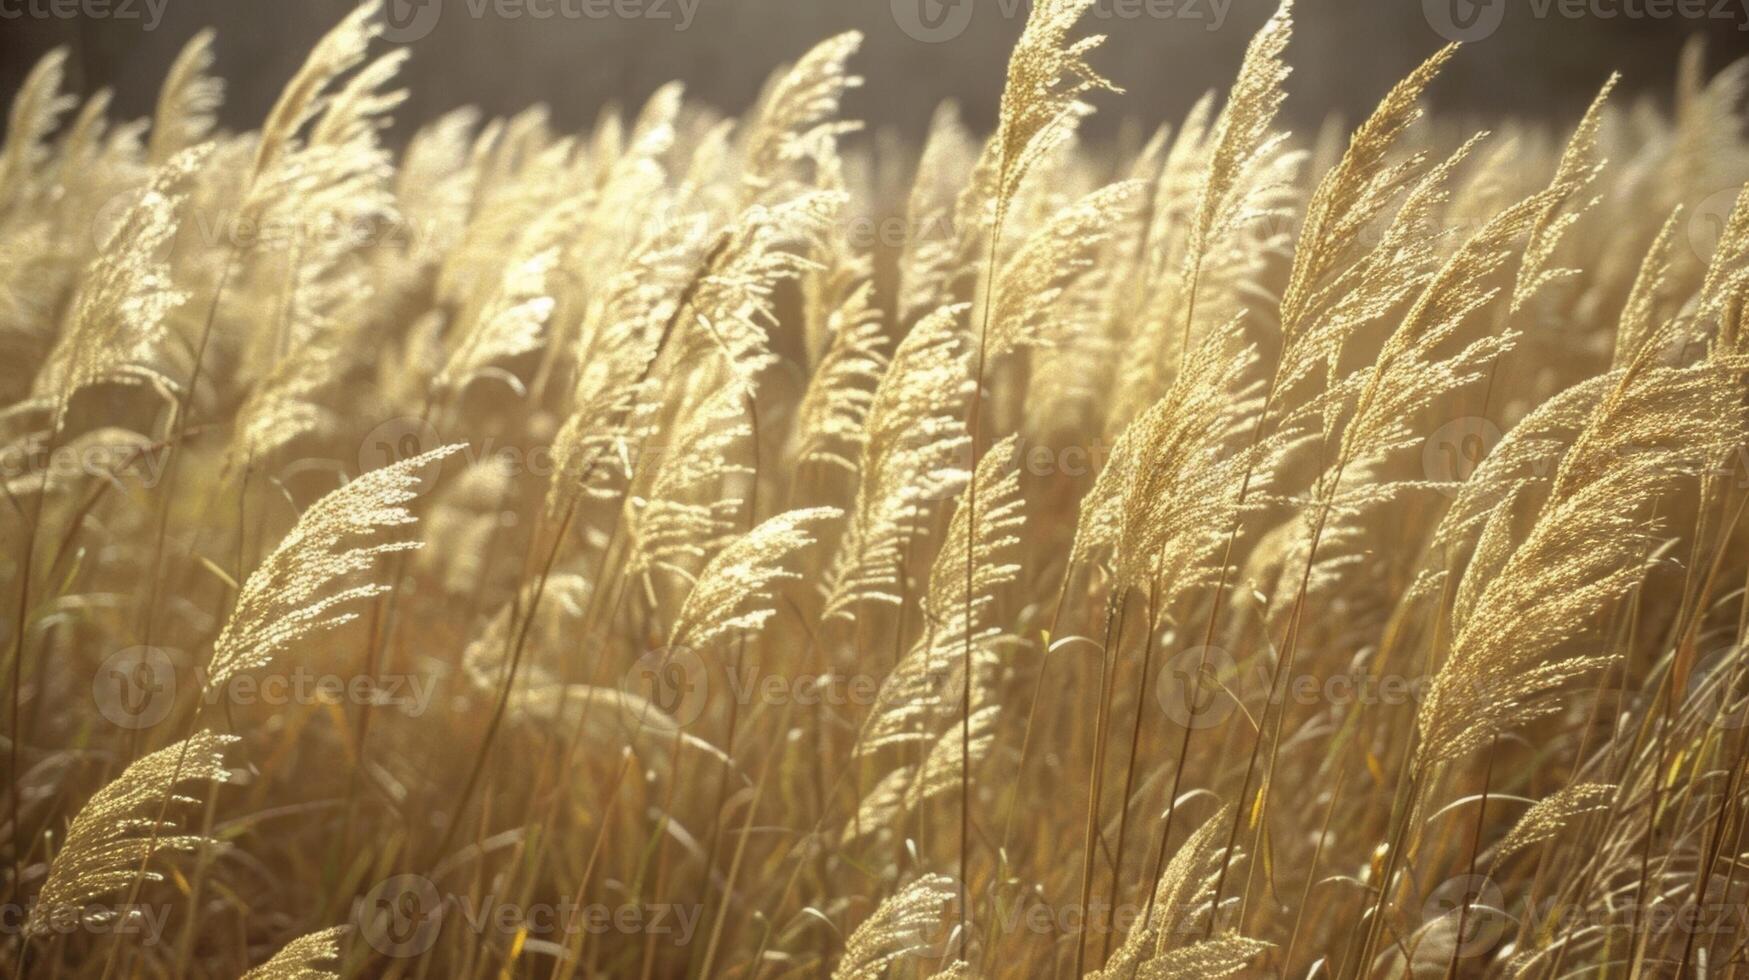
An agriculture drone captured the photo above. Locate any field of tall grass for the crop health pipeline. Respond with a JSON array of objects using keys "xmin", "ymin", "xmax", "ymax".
[{"xmin": 4, "ymin": 0, "xmax": 1749, "ymax": 976}]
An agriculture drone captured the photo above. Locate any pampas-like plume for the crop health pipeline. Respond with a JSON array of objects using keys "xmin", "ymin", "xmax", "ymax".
[
  {"xmin": 830, "ymin": 873, "xmax": 956, "ymax": 980},
  {"xmin": 1511, "ymin": 75, "xmax": 1616, "ymax": 313},
  {"xmin": 623, "ymin": 377, "xmax": 753, "ymax": 581},
  {"xmin": 434, "ymin": 246, "xmax": 560, "ymax": 394},
  {"xmin": 26, "ymin": 731, "xmax": 236, "ymax": 936},
  {"xmin": 1418, "ymin": 329, "xmax": 1744, "ymax": 763},
  {"xmin": 1494, "ymin": 783, "xmax": 1614, "ymax": 862},
  {"xmin": 668, "ymin": 505, "xmax": 839, "ymax": 650},
  {"xmin": 0, "ymin": 49, "xmax": 74, "ymax": 214},
  {"xmin": 1089, "ymin": 807, "xmax": 1263, "ymax": 978},
  {"xmin": 822, "ymin": 303, "xmax": 971, "ymax": 619},
  {"xmin": 543, "ymin": 216, "xmax": 713, "ymax": 520},
  {"xmin": 32, "ymin": 146, "xmax": 208, "ymax": 426},
  {"xmin": 204, "ymin": 444, "xmax": 463, "ymax": 691},
  {"xmin": 897, "ymin": 103, "xmax": 977, "ymax": 327},
  {"xmin": 986, "ymin": 180, "xmax": 1143, "ymax": 359},
  {"xmin": 740, "ymin": 31, "xmax": 864, "ymax": 202},
  {"xmin": 990, "ymin": 0, "xmax": 1119, "ymax": 228},
  {"xmin": 847, "ymin": 437, "xmax": 1021, "ymax": 835},
  {"xmin": 677, "ymin": 190, "xmax": 844, "ymax": 391},
  {"xmin": 1274, "ymin": 44, "xmax": 1456, "ymax": 395},
  {"xmin": 251, "ymin": 0, "xmax": 383, "ymax": 183},
  {"xmin": 1072, "ymin": 335, "xmax": 1273, "ymax": 597},
  {"xmin": 791, "ymin": 280, "xmax": 889, "ymax": 474},
  {"xmin": 240, "ymin": 926, "xmax": 345, "ymax": 980},
  {"xmin": 149, "ymin": 31, "xmax": 224, "ymax": 166},
  {"xmin": 1170, "ymin": 0, "xmax": 1294, "ymax": 355}
]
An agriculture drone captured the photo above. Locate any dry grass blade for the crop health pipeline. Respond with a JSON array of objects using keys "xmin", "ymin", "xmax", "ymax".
[
  {"xmin": 26, "ymin": 731, "xmax": 236, "ymax": 936},
  {"xmin": 239, "ymin": 926, "xmax": 346, "ymax": 980}
]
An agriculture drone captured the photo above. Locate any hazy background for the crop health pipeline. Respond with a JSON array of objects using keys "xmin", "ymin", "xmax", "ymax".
[{"xmin": 3, "ymin": 0, "xmax": 1749, "ymax": 145}]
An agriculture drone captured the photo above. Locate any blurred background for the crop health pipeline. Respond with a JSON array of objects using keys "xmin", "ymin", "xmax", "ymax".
[{"xmin": 2, "ymin": 0, "xmax": 1749, "ymax": 145}]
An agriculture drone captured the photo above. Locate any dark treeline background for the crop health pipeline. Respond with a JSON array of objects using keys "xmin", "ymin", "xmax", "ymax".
[{"xmin": 2, "ymin": 0, "xmax": 1748, "ymax": 148}]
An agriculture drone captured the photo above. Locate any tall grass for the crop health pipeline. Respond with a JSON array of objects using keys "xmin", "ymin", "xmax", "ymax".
[{"xmin": 4, "ymin": 1, "xmax": 1749, "ymax": 976}]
